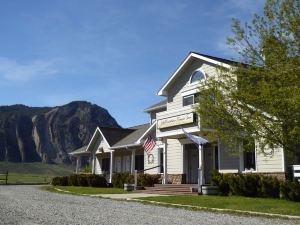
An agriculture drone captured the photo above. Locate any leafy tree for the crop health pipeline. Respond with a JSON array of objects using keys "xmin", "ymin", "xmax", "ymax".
[{"xmin": 196, "ymin": 0, "xmax": 300, "ymax": 164}]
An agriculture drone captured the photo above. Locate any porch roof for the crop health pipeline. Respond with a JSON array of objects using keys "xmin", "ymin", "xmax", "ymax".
[
  {"xmin": 69, "ymin": 145, "xmax": 90, "ymax": 156},
  {"xmin": 111, "ymin": 123, "xmax": 152, "ymax": 149}
]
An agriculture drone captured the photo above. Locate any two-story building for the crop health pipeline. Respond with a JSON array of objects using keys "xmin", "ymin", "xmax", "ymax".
[{"xmin": 70, "ymin": 52, "xmax": 286, "ymax": 185}]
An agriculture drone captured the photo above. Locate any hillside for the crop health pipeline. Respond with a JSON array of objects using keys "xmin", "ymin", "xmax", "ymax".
[{"xmin": 0, "ymin": 101, "xmax": 120, "ymax": 164}]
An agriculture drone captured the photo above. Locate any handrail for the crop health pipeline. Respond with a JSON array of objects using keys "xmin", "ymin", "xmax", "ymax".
[
  {"xmin": 137, "ymin": 165, "xmax": 162, "ymax": 173},
  {"xmin": 134, "ymin": 165, "xmax": 163, "ymax": 190}
]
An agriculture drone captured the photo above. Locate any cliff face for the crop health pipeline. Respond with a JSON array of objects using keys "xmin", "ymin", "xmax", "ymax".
[{"xmin": 0, "ymin": 101, "xmax": 120, "ymax": 164}]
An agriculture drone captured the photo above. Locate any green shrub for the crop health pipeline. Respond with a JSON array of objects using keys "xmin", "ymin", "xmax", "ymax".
[
  {"xmin": 211, "ymin": 171, "xmax": 230, "ymax": 195},
  {"xmin": 51, "ymin": 174, "xmax": 107, "ymax": 187},
  {"xmin": 211, "ymin": 172, "xmax": 283, "ymax": 199},
  {"xmin": 87, "ymin": 174, "xmax": 107, "ymax": 187},
  {"xmin": 77, "ymin": 174, "xmax": 89, "ymax": 187},
  {"xmin": 228, "ymin": 174, "xmax": 242, "ymax": 195},
  {"xmin": 242, "ymin": 174, "xmax": 261, "ymax": 197},
  {"xmin": 51, "ymin": 176, "xmax": 68, "ymax": 186},
  {"xmin": 260, "ymin": 176, "xmax": 280, "ymax": 198},
  {"xmin": 138, "ymin": 174, "xmax": 160, "ymax": 187},
  {"xmin": 112, "ymin": 173, "xmax": 134, "ymax": 188},
  {"xmin": 68, "ymin": 174, "xmax": 79, "ymax": 186},
  {"xmin": 280, "ymin": 180, "xmax": 300, "ymax": 202}
]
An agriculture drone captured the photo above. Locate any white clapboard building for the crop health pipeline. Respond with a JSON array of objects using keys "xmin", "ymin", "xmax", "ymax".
[{"xmin": 70, "ymin": 52, "xmax": 288, "ymax": 185}]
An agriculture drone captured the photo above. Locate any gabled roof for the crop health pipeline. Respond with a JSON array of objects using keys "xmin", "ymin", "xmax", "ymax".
[
  {"xmin": 111, "ymin": 123, "xmax": 152, "ymax": 149},
  {"xmin": 157, "ymin": 52, "xmax": 237, "ymax": 96},
  {"xmin": 144, "ymin": 99, "xmax": 167, "ymax": 113},
  {"xmin": 99, "ymin": 127, "xmax": 135, "ymax": 146},
  {"xmin": 69, "ymin": 145, "xmax": 89, "ymax": 156}
]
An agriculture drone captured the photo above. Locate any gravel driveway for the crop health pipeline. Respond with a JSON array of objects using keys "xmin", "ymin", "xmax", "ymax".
[{"xmin": 0, "ymin": 185, "xmax": 299, "ymax": 225}]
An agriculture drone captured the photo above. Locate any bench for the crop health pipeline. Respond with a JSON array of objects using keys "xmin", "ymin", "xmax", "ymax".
[
  {"xmin": 0, "ymin": 171, "xmax": 8, "ymax": 185},
  {"xmin": 292, "ymin": 165, "xmax": 300, "ymax": 182}
]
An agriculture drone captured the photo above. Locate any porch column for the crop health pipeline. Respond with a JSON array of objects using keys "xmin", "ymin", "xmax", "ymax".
[
  {"xmin": 92, "ymin": 153, "xmax": 96, "ymax": 174},
  {"xmin": 109, "ymin": 150, "xmax": 114, "ymax": 183},
  {"xmin": 239, "ymin": 143, "xmax": 244, "ymax": 172},
  {"xmin": 198, "ymin": 144, "xmax": 204, "ymax": 193},
  {"xmin": 163, "ymin": 139, "xmax": 168, "ymax": 184},
  {"xmin": 131, "ymin": 149, "xmax": 136, "ymax": 174},
  {"xmin": 75, "ymin": 156, "xmax": 81, "ymax": 174}
]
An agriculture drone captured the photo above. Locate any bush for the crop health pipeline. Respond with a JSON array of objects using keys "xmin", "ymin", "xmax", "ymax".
[
  {"xmin": 211, "ymin": 172, "xmax": 284, "ymax": 199},
  {"xmin": 260, "ymin": 176, "xmax": 280, "ymax": 198},
  {"xmin": 77, "ymin": 174, "xmax": 89, "ymax": 187},
  {"xmin": 138, "ymin": 174, "xmax": 161, "ymax": 187},
  {"xmin": 280, "ymin": 180, "xmax": 300, "ymax": 202},
  {"xmin": 68, "ymin": 174, "xmax": 79, "ymax": 186},
  {"xmin": 211, "ymin": 171, "xmax": 230, "ymax": 195},
  {"xmin": 242, "ymin": 174, "xmax": 261, "ymax": 197},
  {"xmin": 112, "ymin": 173, "xmax": 134, "ymax": 188},
  {"xmin": 87, "ymin": 174, "xmax": 107, "ymax": 187},
  {"xmin": 51, "ymin": 176, "xmax": 68, "ymax": 186},
  {"xmin": 51, "ymin": 174, "xmax": 107, "ymax": 187}
]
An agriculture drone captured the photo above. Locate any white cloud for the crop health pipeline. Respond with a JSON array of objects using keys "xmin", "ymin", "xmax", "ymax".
[{"xmin": 0, "ymin": 57, "xmax": 59, "ymax": 82}]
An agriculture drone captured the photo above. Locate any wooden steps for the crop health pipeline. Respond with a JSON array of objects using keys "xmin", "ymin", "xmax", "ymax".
[{"xmin": 134, "ymin": 184, "xmax": 199, "ymax": 195}]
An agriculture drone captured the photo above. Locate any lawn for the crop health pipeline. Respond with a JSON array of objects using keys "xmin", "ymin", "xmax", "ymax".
[
  {"xmin": 0, "ymin": 162, "xmax": 73, "ymax": 184},
  {"xmin": 4, "ymin": 173, "xmax": 51, "ymax": 184},
  {"xmin": 139, "ymin": 195, "xmax": 300, "ymax": 217},
  {"xmin": 41, "ymin": 185, "xmax": 129, "ymax": 195}
]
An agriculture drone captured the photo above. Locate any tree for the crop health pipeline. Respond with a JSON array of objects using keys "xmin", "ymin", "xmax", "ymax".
[{"xmin": 196, "ymin": 0, "xmax": 300, "ymax": 164}]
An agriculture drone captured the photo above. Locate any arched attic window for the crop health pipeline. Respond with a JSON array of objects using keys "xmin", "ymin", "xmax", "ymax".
[{"xmin": 190, "ymin": 69, "xmax": 206, "ymax": 84}]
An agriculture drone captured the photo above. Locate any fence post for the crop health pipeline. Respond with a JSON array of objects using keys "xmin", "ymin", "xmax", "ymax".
[{"xmin": 134, "ymin": 170, "xmax": 138, "ymax": 190}]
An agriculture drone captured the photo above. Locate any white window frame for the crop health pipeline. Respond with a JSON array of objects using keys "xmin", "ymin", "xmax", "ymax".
[
  {"xmin": 182, "ymin": 95, "xmax": 194, "ymax": 107},
  {"xmin": 189, "ymin": 69, "xmax": 206, "ymax": 84}
]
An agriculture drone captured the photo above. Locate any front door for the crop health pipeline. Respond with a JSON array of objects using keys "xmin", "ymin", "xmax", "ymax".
[{"xmin": 185, "ymin": 144, "xmax": 199, "ymax": 184}]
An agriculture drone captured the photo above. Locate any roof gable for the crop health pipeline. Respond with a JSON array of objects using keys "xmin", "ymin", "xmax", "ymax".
[{"xmin": 157, "ymin": 52, "xmax": 233, "ymax": 96}]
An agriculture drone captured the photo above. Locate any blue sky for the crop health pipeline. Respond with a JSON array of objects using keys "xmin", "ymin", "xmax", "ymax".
[{"xmin": 0, "ymin": 0, "xmax": 264, "ymax": 127}]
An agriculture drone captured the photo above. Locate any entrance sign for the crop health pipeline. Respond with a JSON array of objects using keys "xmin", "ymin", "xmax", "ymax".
[{"xmin": 158, "ymin": 113, "xmax": 194, "ymax": 129}]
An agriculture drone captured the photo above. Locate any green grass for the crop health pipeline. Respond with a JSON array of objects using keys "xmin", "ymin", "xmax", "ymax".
[
  {"xmin": 4, "ymin": 173, "xmax": 51, "ymax": 184},
  {"xmin": 0, "ymin": 162, "xmax": 74, "ymax": 184},
  {"xmin": 139, "ymin": 195, "xmax": 300, "ymax": 217},
  {"xmin": 41, "ymin": 185, "xmax": 129, "ymax": 195}
]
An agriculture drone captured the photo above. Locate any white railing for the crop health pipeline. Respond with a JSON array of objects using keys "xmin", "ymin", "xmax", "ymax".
[{"xmin": 292, "ymin": 165, "xmax": 300, "ymax": 181}]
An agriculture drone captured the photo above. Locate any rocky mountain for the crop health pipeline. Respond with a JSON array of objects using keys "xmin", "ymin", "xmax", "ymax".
[{"xmin": 0, "ymin": 101, "xmax": 120, "ymax": 164}]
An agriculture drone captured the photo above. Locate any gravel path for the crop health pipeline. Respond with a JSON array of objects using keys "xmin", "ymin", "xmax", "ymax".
[{"xmin": 0, "ymin": 185, "xmax": 299, "ymax": 225}]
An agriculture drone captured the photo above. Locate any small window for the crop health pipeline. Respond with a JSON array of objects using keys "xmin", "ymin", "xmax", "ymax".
[
  {"xmin": 190, "ymin": 70, "xmax": 205, "ymax": 83},
  {"xmin": 183, "ymin": 95, "xmax": 194, "ymax": 106}
]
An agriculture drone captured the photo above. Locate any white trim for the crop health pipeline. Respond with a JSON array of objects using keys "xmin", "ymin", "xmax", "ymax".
[
  {"xmin": 219, "ymin": 169, "xmax": 239, "ymax": 173},
  {"xmin": 182, "ymin": 95, "xmax": 194, "ymax": 107},
  {"xmin": 156, "ymin": 126, "xmax": 200, "ymax": 138},
  {"xmin": 181, "ymin": 89, "xmax": 199, "ymax": 97},
  {"xmin": 189, "ymin": 68, "xmax": 206, "ymax": 84},
  {"xmin": 156, "ymin": 104, "xmax": 194, "ymax": 117},
  {"xmin": 144, "ymin": 103, "xmax": 167, "ymax": 113},
  {"xmin": 281, "ymin": 148, "xmax": 285, "ymax": 172},
  {"xmin": 109, "ymin": 143, "xmax": 140, "ymax": 150},
  {"xmin": 136, "ymin": 121, "xmax": 157, "ymax": 143},
  {"xmin": 157, "ymin": 52, "xmax": 231, "ymax": 96},
  {"xmin": 86, "ymin": 127, "xmax": 111, "ymax": 153}
]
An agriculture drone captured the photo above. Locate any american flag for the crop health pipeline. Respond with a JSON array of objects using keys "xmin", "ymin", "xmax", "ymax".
[{"xmin": 143, "ymin": 137, "xmax": 156, "ymax": 154}]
